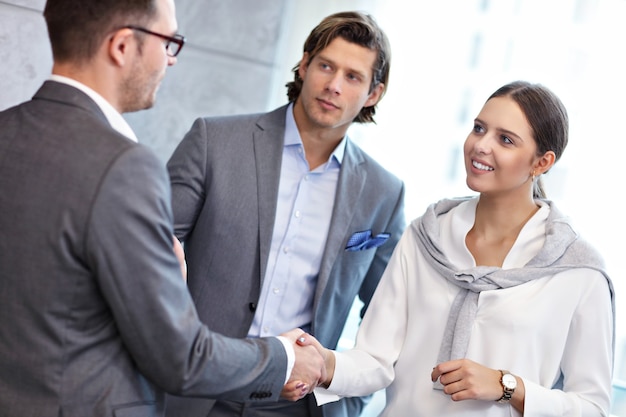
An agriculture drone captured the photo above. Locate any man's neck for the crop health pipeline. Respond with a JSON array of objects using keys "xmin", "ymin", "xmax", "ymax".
[
  {"xmin": 292, "ymin": 100, "xmax": 347, "ymax": 170},
  {"xmin": 52, "ymin": 62, "xmax": 120, "ymax": 113}
]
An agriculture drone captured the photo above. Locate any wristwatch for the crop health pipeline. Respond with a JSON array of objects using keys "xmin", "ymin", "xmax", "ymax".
[{"xmin": 497, "ymin": 370, "xmax": 517, "ymax": 403}]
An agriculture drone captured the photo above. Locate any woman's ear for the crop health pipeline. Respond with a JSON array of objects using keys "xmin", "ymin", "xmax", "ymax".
[{"xmin": 534, "ymin": 150, "xmax": 556, "ymax": 175}]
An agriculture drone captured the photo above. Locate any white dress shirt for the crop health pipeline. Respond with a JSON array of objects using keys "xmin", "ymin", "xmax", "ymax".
[{"xmin": 317, "ymin": 198, "xmax": 613, "ymax": 416}]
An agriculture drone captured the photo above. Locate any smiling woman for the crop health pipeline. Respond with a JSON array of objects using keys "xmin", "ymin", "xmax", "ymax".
[
  {"xmin": 297, "ymin": 81, "xmax": 615, "ymax": 417},
  {"xmin": 276, "ymin": 1, "xmax": 626, "ymax": 416}
]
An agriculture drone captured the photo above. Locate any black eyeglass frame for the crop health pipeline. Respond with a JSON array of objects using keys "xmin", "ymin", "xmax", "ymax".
[{"xmin": 125, "ymin": 25, "xmax": 185, "ymax": 57}]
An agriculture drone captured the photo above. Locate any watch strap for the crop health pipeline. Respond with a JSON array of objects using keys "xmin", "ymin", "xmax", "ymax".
[{"xmin": 497, "ymin": 370, "xmax": 514, "ymax": 403}]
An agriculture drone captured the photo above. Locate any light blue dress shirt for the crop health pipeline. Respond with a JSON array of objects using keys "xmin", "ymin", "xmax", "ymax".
[{"xmin": 248, "ymin": 103, "xmax": 345, "ymax": 337}]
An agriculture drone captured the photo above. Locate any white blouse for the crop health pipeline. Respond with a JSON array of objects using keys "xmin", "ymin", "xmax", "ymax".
[{"xmin": 317, "ymin": 198, "xmax": 613, "ymax": 416}]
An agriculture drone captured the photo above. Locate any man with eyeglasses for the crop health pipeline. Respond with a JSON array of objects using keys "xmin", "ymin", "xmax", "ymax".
[{"xmin": 0, "ymin": 1, "xmax": 325, "ymax": 416}]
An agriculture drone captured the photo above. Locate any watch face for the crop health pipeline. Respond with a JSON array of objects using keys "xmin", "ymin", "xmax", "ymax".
[{"xmin": 502, "ymin": 373, "xmax": 517, "ymax": 389}]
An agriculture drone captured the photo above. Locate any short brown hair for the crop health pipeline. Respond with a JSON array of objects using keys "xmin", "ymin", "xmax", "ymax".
[
  {"xmin": 286, "ymin": 11, "xmax": 391, "ymax": 124},
  {"xmin": 44, "ymin": 0, "xmax": 158, "ymax": 63}
]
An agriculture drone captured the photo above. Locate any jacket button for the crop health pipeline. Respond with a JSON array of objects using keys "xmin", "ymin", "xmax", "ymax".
[
  {"xmin": 250, "ymin": 391, "xmax": 271, "ymax": 399},
  {"xmin": 249, "ymin": 302, "xmax": 257, "ymax": 312}
]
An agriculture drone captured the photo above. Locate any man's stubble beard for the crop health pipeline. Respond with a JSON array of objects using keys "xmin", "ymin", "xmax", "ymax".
[{"xmin": 119, "ymin": 60, "xmax": 163, "ymax": 113}]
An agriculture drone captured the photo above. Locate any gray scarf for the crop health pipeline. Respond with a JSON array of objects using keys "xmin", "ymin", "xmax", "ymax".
[{"xmin": 412, "ymin": 197, "xmax": 615, "ymax": 368}]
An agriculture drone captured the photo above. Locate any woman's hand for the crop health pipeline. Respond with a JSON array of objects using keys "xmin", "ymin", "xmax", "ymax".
[
  {"xmin": 431, "ymin": 359, "xmax": 525, "ymax": 412},
  {"xmin": 431, "ymin": 359, "xmax": 503, "ymax": 401}
]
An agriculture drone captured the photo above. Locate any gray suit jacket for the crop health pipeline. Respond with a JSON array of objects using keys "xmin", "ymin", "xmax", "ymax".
[
  {"xmin": 0, "ymin": 82, "xmax": 288, "ymax": 417},
  {"xmin": 166, "ymin": 105, "xmax": 405, "ymax": 417}
]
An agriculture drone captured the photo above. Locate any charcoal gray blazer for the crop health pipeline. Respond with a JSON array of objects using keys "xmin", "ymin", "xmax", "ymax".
[
  {"xmin": 165, "ymin": 105, "xmax": 406, "ymax": 417},
  {"xmin": 0, "ymin": 81, "xmax": 288, "ymax": 417}
]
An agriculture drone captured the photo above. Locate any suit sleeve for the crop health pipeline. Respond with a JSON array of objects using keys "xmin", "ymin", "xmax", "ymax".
[
  {"xmin": 85, "ymin": 144, "xmax": 288, "ymax": 400},
  {"xmin": 167, "ymin": 118, "xmax": 209, "ymax": 241}
]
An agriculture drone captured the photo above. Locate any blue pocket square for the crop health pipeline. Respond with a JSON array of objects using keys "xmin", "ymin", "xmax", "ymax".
[{"xmin": 345, "ymin": 230, "xmax": 390, "ymax": 251}]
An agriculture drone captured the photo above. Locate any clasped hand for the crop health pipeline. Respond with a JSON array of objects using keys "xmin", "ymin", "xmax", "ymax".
[{"xmin": 279, "ymin": 329, "xmax": 333, "ymax": 401}]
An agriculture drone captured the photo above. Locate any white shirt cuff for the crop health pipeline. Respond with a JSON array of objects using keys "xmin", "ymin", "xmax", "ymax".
[
  {"xmin": 276, "ymin": 336, "xmax": 295, "ymax": 384},
  {"xmin": 313, "ymin": 387, "xmax": 341, "ymax": 405}
]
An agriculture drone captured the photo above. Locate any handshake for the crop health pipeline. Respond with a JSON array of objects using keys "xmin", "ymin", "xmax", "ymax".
[{"xmin": 279, "ymin": 329, "xmax": 335, "ymax": 401}]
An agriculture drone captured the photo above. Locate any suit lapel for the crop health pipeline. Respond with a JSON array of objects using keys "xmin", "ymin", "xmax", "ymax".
[
  {"xmin": 314, "ymin": 140, "xmax": 366, "ymax": 304},
  {"xmin": 252, "ymin": 106, "xmax": 288, "ymax": 286}
]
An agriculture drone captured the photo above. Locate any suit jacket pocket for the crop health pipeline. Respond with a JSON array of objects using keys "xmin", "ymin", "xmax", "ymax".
[{"xmin": 345, "ymin": 230, "xmax": 390, "ymax": 251}]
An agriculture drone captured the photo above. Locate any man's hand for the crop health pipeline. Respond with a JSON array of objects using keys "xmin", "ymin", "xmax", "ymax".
[
  {"xmin": 296, "ymin": 333, "xmax": 335, "ymax": 388},
  {"xmin": 172, "ymin": 235, "xmax": 187, "ymax": 281},
  {"xmin": 280, "ymin": 329, "xmax": 326, "ymax": 401}
]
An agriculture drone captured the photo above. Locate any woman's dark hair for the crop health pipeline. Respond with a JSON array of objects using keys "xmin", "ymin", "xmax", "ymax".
[
  {"xmin": 44, "ymin": 0, "xmax": 158, "ymax": 63},
  {"xmin": 285, "ymin": 11, "xmax": 391, "ymax": 124},
  {"xmin": 488, "ymin": 81, "xmax": 569, "ymax": 199}
]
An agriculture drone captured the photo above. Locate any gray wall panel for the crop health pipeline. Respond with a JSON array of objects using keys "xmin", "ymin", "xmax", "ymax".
[
  {"xmin": 124, "ymin": 45, "xmax": 275, "ymax": 161},
  {"xmin": 0, "ymin": 0, "xmax": 46, "ymax": 10},
  {"xmin": 176, "ymin": 0, "xmax": 286, "ymax": 62},
  {"xmin": 0, "ymin": 0, "xmax": 289, "ymax": 163},
  {"xmin": 0, "ymin": 2, "xmax": 51, "ymax": 111}
]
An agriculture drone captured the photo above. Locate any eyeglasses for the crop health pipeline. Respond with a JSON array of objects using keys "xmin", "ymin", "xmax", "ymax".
[{"xmin": 126, "ymin": 25, "xmax": 186, "ymax": 57}]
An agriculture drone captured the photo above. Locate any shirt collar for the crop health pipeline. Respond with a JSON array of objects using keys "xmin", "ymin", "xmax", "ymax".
[
  {"xmin": 446, "ymin": 197, "xmax": 549, "ymax": 269},
  {"xmin": 49, "ymin": 74, "xmax": 138, "ymax": 142},
  {"xmin": 285, "ymin": 102, "xmax": 346, "ymax": 166}
]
